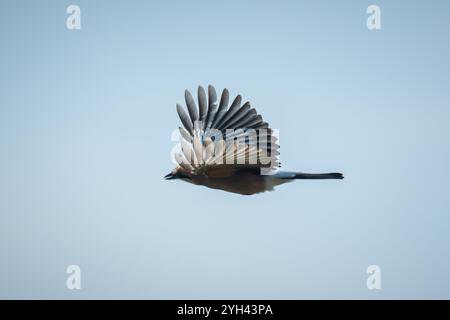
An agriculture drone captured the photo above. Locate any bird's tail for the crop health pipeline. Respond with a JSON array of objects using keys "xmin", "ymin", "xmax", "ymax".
[
  {"xmin": 270, "ymin": 171, "xmax": 344, "ymax": 181},
  {"xmin": 292, "ymin": 172, "xmax": 344, "ymax": 179}
]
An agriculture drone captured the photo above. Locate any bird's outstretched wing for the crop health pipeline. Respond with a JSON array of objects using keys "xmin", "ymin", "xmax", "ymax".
[{"xmin": 174, "ymin": 85, "xmax": 280, "ymax": 175}]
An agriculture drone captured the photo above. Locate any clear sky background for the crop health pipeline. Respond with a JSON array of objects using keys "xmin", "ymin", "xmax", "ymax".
[{"xmin": 1, "ymin": 0, "xmax": 450, "ymax": 299}]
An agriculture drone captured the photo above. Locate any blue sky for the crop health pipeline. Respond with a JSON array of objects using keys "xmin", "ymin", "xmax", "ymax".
[{"xmin": 1, "ymin": 0, "xmax": 450, "ymax": 298}]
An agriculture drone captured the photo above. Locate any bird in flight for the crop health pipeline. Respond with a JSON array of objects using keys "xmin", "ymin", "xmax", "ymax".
[{"xmin": 165, "ymin": 85, "xmax": 343, "ymax": 195}]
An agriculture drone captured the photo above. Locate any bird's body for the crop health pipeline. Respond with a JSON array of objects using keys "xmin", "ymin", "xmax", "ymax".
[
  {"xmin": 165, "ymin": 85, "xmax": 343, "ymax": 195},
  {"xmin": 187, "ymin": 169, "xmax": 270, "ymax": 195}
]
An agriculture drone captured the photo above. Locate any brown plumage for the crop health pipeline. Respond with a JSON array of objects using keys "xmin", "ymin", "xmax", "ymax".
[{"xmin": 165, "ymin": 85, "xmax": 343, "ymax": 195}]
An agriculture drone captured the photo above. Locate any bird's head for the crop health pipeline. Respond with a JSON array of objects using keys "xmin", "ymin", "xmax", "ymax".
[{"xmin": 164, "ymin": 167, "xmax": 194, "ymax": 182}]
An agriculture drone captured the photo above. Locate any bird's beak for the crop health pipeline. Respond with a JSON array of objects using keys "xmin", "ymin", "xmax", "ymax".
[{"xmin": 164, "ymin": 172, "xmax": 176, "ymax": 180}]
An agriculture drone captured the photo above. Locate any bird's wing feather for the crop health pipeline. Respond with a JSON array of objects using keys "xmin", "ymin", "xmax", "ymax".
[{"xmin": 175, "ymin": 85, "xmax": 280, "ymax": 176}]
